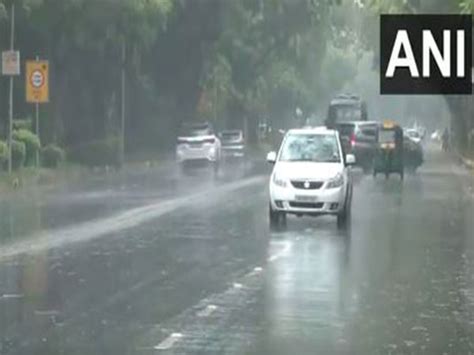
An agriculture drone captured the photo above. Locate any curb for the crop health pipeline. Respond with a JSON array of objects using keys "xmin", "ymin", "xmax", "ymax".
[
  {"xmin": 455, "ymin": 151, "xmax": 474, "ymax": 170},
  {"xmin": 461, "ymin": 156, "xmax": 474, "ymax": 170}
]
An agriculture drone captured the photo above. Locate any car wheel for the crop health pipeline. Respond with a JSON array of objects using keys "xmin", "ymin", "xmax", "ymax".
[
  {"xmin": 362, "ymin": 163, "xmax": 371, "ymax": 175},
  {"xmin": 337, "ymin": 191, "xmax": 351, "ymax": 229},
  {"xmin": 269, "ymin": 204, "xmax": 286, "ymax": 229},
  {"xmin": 269, "ymin": 204, "xmax": 279, "ymax": 228},
  {"xmin": 337, "ymin": 208, "xmax": 347, "ymax": 228}
]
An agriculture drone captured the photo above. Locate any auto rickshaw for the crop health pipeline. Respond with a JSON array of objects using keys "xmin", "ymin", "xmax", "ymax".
[{"xmin": 373, "ymin": 120, "xmax": 404, "ymax": 180}]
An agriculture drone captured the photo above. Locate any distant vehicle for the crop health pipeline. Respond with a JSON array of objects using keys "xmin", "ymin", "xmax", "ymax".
[
  {"xmin": 335, "ymin": 121, "xmax": 378, "ymax": 174},
  {"xmin": 405, "ymin": 128, "xmax": 422, "ymax": 144},
  {"xmin": 176, "ymin": 122, "xmax": 221, "ymax": 167},
  {"xmin": 220, "ymin": 130, "xmax": 245, "ymax": 159},
  {"xmin": 266, "ymin": 126, "xmax": 355, "ymax": 228},
  {"xmin": 326, "ymin": 94, "xmax": 368, "ymax": 128},
  {"xmin": 404, "ymin": 134, "xmax": 424, "ymax": 173},
  {"xmin": 431, "ymin": 130, "xmax": 441, "ymax": 141},
  {"xmin": 373, "ymin": 120, "xmax": 404, "ymax": 180}
]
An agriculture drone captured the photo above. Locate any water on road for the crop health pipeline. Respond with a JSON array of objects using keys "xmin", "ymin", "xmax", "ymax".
[{"xmin": 0, "ymin": 149, "xmax": 473, "ymax": 355}]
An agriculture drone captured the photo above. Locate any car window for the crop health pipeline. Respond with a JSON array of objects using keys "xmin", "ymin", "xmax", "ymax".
[
  {"xmin": 379, "ymin": 130, "xmax": 396, "ymax": 144},
  {"xmin": 180, "ymin": 124, "xmax": 213, "ymax": 136},
  {"xmin": 359, "ymin": 127, "xmax": 377, "ymax": 138},
  {"xmin": 279, "ymin": 134, "xmax": 341, "ymax": 163},
  {"xmin": 221, "ymin": 131, "xmax": 241, "ymax": 141},
  {"xmin": 336, "ymin": 124, "xmax": 355, "ymax": 137}
]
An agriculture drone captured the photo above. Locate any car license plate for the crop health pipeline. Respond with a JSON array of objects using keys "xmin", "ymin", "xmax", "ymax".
[{"xmin": 295, "ymin": 195, "xmax": 317, "ymax": 202}]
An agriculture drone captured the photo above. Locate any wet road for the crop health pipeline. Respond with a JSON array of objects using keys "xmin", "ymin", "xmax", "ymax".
[{"xmin": 0, "ymin": 147, "xmax": 473, "ymax": 355}]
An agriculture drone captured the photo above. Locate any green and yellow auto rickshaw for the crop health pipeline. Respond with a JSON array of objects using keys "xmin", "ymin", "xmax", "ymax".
[{"xmin": 373, "ymin": 120, "xmax": 404, "ymax": 180}]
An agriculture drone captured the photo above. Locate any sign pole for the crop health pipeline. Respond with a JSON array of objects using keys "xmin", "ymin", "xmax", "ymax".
[
  {"xmin": 7, "ymin": 3, "xmax": 15, "ymax": 174},
  {"xmin": 35, "ymin": 56, "xmax": 40, "ymax": 167}
]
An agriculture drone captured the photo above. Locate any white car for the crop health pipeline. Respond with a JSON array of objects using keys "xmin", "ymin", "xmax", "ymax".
[
  {"xmin": 405, "ymin": 128, "xmax": 422, "ymax": 144},
  {"xmin": 267, "ymin": 127, "xmax": 355, "ymax": 228},
  {"xmin": 176, "ymin": 122, "xmax": 221, "ymax": 166}
]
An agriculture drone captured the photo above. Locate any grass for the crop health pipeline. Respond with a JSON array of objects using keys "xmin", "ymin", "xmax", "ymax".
[{"xmin": 0, "ymin": 163, "xmax": 86, "ymax": 194}]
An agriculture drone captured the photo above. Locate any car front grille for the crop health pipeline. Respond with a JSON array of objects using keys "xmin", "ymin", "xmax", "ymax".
[
  {"xmin": 289, "ymin": 202, "xmax": 324, "ymax": 209},
  {"xmin": 290, "ymin": 181, "xmax": 324, "ymax": 190}
]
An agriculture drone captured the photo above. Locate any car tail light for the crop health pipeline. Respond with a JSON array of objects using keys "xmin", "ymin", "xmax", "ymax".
[
  {"xmin": 203, "ymin": 138, "xmax": 215, "ymax": 144},
  {"xmin": 350, "ymin": 133, "xmax": 356, "ymax": 148}
]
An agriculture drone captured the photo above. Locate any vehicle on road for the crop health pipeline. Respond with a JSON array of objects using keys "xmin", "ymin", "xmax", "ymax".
[
  {"xmin": 335, "ymin": 121, "xmax": 378, "ymax": 174},
  {"xmin": 431, "ymin": 129, "xmax": 441, "ymax": 141},
  {"xmin": 405, "ymin": 128, "xmax": 422, "ymax": 144},
  {"xmin": 267, "ymin": 127, "xmax": 355, "ymax": 228},
  {"xmin": 373, "ymin": 121, "xmax": 404, "ymax": 180},
  {"xmin": 220, "ymin": 130, "xmax": 246, "ymax": 159},
  {"xmin": 404, "ymin": 134, "xmax": 424, "ymax": 172},
  {"xmin": 176, "ymin": 122, "xmax": 221, "ymax": 168},
  {"xmin": 325, "ymin": 94, "xmax": 368, "ymax": 129}
]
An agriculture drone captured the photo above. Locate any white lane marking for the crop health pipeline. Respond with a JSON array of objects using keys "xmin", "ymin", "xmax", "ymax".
[
  {"xmin": 267, "ymin": 241, "xmax": 292, "ymax": 262},
  {"xmin": 0, "ymin": 175, "xmax": 265, "ymax": 260},
  {"xmin": 233, "ymin": 282, "xmax": 243, "ymax": 289},
  {"xmin": 1, "ymin": 294, "xmax": 24, "ymax": 299},
  {"xmin": 197, "ymin": 304, "xmax": 217, "ymax": 317},
  {"xmin": 34, "ymin": 310, "xmax": 61, "ymax": 316},
  {"xmin": 245, "ymin": 266, "xmax": 264, "ymax": 277},
  {"xmin": 153, "ymin": 333, "xmax": 183, "ymax": 350}
]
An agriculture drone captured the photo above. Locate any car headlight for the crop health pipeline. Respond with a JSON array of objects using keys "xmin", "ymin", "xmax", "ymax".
[
  {"xmin": 272, "ymin": 174, "xmax": 287, "ymax": 188},
  {"xmin": 326, "ymin": 173, "xmax": 344, "ymax": 189}
]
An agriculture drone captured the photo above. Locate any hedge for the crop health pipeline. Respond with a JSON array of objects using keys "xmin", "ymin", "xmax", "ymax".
[
  {"xmin": 41, "ymin": 144, "xmax": 66, "ymax": 168},
  {"xmin": 13, "ymin": 129, "xmax": 41, "ymax": 166},
  {"xmin": 70, "ymin": 138, "xmax": 120, "ymax": 167},
  {"xmin": 11, "ymin": 140, "xmax": 26, "ymax": 170}
]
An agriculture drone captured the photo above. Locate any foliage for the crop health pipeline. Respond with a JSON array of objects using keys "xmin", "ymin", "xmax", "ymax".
[
  {"xmin": 0, "ymin": 140, "xmax": 7, "ymax": 168},
  {"xmin": 11, "ymin": 140, "xmax": 26, "ymax": 170},
  {"xmin": 12, "ymin": 129, "xmax": 41, "ymax": 165},
  {"xmin": 70, "ymin": 137, "xmax": 120, "ymax": 167},
  {"xmin": 13, "ymin": 119, "xmax": 33, "ymax": 131},
  {"xmin": 41, "ymin": 144, "xmax": 65, "ymax": 168},
  {"xmin": 0, "ymin": 0, "xmax": 467, "ymax": 160},
  {"xmin": 460, "ymin": 0, "xmax": 474, "ymax": 13}
]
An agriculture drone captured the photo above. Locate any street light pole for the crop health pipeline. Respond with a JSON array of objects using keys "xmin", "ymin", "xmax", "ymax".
[
  {"xmin": 120, "ymin": 40, "xmax": 126, "ymax": 168},
  {"xmin": 35, "ymin": 56, "xmax": 40, "ymax": 167},
  {"xmin": 7, "ymin": 2, "xmax": 15, "ymax": 174}
]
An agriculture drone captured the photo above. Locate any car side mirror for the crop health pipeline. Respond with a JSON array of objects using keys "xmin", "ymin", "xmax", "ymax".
[
  {"xmin": 266, "ymin": 151, "xmax": 277, "ymax": 164},
  {"xmin": 345, "ymin": 154, "xmax": 356, "ymax": 166}
]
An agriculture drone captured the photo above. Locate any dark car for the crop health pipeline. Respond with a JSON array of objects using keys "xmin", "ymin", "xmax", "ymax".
[
  {"xmin": 219, "ymin": 130, "xmax": 245, "ymax": 159},
  {"xmin": 335, "ymin": 121, "xmax": 378, "ymax": 173},
  {"xmin": 404, "ymin": 133, "xmax": 424, "ymax": 172}
]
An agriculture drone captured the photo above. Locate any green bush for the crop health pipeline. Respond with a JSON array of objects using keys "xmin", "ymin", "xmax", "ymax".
[
  {"xmin": 11, "ymin": 140, "xmax": 26, "ymax": 170},
  {"xmin": 71, "ymin": 138, "xmax": 120, "ymax": 167},
  {"xmin": 13, "ymin": 119, "xmax": 33, "ymax": 131},
  {"xmin": 0, "ymin": 140, "xmax": 7, "ymax": 169},
  {"xmin": 41, "ymin": 144, "xmax": 66, "ymax": 168},
  {"xmin": 13, "ymin": 129, "xmax": 41, "ymax": 166}
]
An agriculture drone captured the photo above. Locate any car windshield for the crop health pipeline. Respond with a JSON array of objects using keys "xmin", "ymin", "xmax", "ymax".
[
  {"xmin": 406, "ymin": 130, "xmax": 420, "ymax": 138},
  {"xmin": 379, "ymin": 130, "xmax": 396, "ymax": 144},
  {"xmin": 336, "ymin": 124, "xmax": 355, "ymax": 137},
  {"xmin": 180, "ymin": 124, "xmax": 212, "ymax": 137},
  {"xmin": 279, "ymin": 134, "xmax": 341, "ymax": 163},
  {"xmin": 334, "ymin": 105, "xmax": 361, "ymax": 121},
  {"xmin": 221, "ymin": 131, "xmax": 241, "ymax": 141}
]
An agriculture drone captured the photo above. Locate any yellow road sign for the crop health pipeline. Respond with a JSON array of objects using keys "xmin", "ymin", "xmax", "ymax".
[{"xmin": 26, "ymin": 60, "xmax": 49, "ymax": 103}]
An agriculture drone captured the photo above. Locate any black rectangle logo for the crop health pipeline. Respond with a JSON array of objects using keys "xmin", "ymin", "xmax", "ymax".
[{"xmin": 380, "ymin": 15, "xmax": 472, "ymax": 95}]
